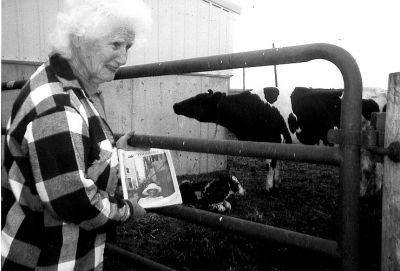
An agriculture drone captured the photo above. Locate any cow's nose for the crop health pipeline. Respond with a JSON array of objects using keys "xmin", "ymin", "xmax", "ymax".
[{"xmin": 173, "ymin": 104, "xmax": 180, "ymax": 114}]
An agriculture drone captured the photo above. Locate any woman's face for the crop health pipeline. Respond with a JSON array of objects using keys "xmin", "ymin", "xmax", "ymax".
[
  {"xmin": 76, "ymin": 24, "xmax": 135, "ymax": 84},
  {"xmin": 147, "ymin": 189, "xmax": 158, "ymax": 197}
]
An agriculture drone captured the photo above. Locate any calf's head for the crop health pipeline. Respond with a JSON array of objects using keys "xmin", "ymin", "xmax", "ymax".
[
  {"xmin": 173, "ymin": 89, "xmax": 225, "ymax": 122},
  {"xmin": 219, "ymin": 172, "xmax": 246, "ymax": 196}
]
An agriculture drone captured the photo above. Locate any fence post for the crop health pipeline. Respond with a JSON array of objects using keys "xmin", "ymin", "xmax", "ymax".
[{"xmin": 381, "ymin": 72, "xmax": 400, "ymax": 271}]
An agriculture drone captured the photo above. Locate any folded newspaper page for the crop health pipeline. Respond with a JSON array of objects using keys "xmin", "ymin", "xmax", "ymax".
[{"xmin": 118, "ymin": 148, "xmax": 182, "ymax": 209}]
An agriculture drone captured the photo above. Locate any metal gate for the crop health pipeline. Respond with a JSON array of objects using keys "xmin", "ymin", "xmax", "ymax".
[{"xmin": 2, "ymin": 43, "xmax": 363, "ymax": 271}]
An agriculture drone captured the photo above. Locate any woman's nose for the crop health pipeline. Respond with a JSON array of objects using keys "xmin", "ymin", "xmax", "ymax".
[{"xmin": 116, "ymin": 48, "xmax": 128, "ymax": 65}]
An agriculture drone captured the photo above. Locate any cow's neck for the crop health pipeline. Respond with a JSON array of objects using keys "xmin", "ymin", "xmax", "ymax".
[{"xmin": 215, "ymin": 98, "xmax": 246, "ymax": 138}]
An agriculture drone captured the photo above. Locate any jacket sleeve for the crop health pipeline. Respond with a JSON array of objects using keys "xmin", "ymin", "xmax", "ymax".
[{"xmin": 25, "ymin": 105, "xmax": 131, "ymax": 232}]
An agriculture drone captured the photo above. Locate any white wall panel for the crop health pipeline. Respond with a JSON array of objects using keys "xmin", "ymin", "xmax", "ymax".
[
  {"xmin": 2, "ymin": 0, "xmax": 20, "ymax": 60},
  {"xmin": 127, "ymin": 40, "xmax": 146, "ymax": 66},
  {"xmin": 20, "ymin": 0, "xmax": 41, "ymax": 61},
  {"xmin": 39, "ymin": 0, "xmax": 60, "ymax": 59},
  {"xmin": 170, "ymin": 0, "xmax": 185, "ymax": 60},
  {"xmin": 197, "ymin": 0, "xmax": 210, "ymax": 57},
  {"xmin": 209, "ymin": 4, "xmax": 220, "ymax": 55},
  {"xmin": 2, "ymin": 0, "xmax": 238, "ymax": 63},
  {"xmin": 143, "ymin": 0, "xmax": 159, "ymax": 63},
  {"xmin": 157, "ymin": 0, "xmax": 173, "ymax": 61},
  {"xmin": 219, "ymin": 9, "xmax": 228, "ymax": 55},
  {"xmin": 184, "ymin": 0, "xmax": 197, "ymax": 59}
]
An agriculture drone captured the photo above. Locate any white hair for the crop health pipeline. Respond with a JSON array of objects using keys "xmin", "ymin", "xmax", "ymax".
[{"xmin": 48, "ymin": 0, "xmax": 152, "ymax": 59}]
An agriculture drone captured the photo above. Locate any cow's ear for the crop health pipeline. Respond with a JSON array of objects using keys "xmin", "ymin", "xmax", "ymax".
[
  {"xmin": 208, "ymin": 89, "xmax": 214, "ymax": 94},
  {"xmin": 212, "ymin": 91, "xmax": 225, "ymax": 101}
]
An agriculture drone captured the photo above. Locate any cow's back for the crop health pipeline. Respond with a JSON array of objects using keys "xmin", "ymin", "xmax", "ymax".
[{"xmin": 219, "ymin": 92, "xmax": 287, "ymax": 143}]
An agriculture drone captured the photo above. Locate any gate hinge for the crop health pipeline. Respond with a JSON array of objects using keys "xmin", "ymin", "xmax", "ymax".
[{"xmin": 327, "ymin": 112, "xmax": 400, "ymax": 162}]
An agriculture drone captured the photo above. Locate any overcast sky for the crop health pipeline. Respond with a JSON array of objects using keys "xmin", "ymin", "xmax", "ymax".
[{"xmin": 229, "ymin": 0, "xmax": 400, "ymax": 93}]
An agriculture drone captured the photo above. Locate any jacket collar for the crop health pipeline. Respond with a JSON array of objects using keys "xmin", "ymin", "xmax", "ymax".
[{"xmin": 48, "ymin": 53, "xmax": 87, "ymax": 93}]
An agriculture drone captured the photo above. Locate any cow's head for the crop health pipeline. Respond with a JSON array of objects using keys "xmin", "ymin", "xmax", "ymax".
[
  {"xmin": 173, "ymin": 89, "xmax": 225, "ymax": 122},
  {"xmin": 362, "ymin": 99, "xmax": 380, "ymax": 120},
  {"xmin": 218, "ymin": 172, "xmax": 246, "ymax": 196}
]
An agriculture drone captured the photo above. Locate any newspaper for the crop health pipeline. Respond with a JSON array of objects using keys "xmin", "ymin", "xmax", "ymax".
[{"xmin": 118, "ymin": 148, "xmax": 182, "ymax": 209}]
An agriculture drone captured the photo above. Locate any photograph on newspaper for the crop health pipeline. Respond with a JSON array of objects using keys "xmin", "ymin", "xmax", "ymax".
[{"xmin": 118, "ymin": 148, "xmax": 182, "ymax": 209}]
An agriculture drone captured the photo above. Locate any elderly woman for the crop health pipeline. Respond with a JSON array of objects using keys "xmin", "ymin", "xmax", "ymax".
[
  {"xmin": 2, "ymin": 0, "xmax": 151, "ymax": 270},
  {"xmin": 138, "ymin": 183, "xmax": 165, "ymax": 207}
]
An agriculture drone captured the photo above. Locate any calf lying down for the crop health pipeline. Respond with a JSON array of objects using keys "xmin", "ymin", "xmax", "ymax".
[{"xmin": 179, "ymin": 172, "xmax": 246, "ymax": 213}]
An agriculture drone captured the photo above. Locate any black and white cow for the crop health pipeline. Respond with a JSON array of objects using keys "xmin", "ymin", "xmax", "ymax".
[
  {"xmin": 287, "ymin": 87, "xmax": 386, "ymax": 196},
  {"xmin": 288, "ymin": 87, "xmax": 385, "ymax": 145},
  {"xmin": 173, "ymin": 89, "xmax": 292, "ymax": 191},
  {"xmin": 179, "ymin": 172, "xmax": 246, "ymax": 213}
]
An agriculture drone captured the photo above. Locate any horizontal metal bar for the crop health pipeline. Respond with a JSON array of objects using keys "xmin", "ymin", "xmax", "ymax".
[
  {"xmin": 1, "ymin": 43, "xmax": 360, "ymax": 90},
  {"xmin": 114, "ymin": 43, "xmax": 352, "ymax": 80},
  {"xmin": 105, "ymin": 243, "xmax": 177, "ymax": 271},
  {"xmin": 128, "ymin": 134, "xmax": 341, "ymax": 165},
  {"xmin": 1, "ymin": 79, "xmax": 27, "ymax": 91},
  {"xmin": 150, "ymin": 205, "xmax": 339, "ymax": 258},
  {"xmin": 368, "ymin": 142, "xmax": 400, "ymax": 162},
  {"xmin": 367, "ymin": 146, "xmax": 391, "ymax": 156}
]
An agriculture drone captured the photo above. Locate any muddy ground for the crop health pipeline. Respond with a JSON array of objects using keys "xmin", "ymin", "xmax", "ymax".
[{"xmin": 105, "ymin": 156, "xmax": 382, "ymax": 271}]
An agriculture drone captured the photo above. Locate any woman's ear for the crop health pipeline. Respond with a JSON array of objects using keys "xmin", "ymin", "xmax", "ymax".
[{"xmin": 71, "ymin": 34, "xmax": 82, "ymax": 47}]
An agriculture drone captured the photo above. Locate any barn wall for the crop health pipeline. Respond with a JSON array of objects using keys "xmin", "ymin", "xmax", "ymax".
[
  {"xmin": 1, "ymin": 0, "xmax": 240, "ymax": 176},
  {"xmin": 100, "ymin": 75, "xmax": 229, "ymax": 176},
  {"xmin": 1, "ymin": 0, "xmax": 238, "ymax": 66}
]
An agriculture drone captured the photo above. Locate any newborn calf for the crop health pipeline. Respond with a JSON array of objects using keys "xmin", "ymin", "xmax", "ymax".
[{"xmin": 179, "ymin": 172, "xmax": 245, "ymax": 213}]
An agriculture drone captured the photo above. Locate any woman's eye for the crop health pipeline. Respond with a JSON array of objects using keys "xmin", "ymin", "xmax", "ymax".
[{"xmin": 112, "ymin": 42, "xmax": 122, "ymax": 49}]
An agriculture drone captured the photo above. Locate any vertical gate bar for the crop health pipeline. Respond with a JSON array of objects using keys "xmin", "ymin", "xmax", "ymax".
[{"xmin": 329, "ymin": 47, "xmax": 363, "ymax": 271}]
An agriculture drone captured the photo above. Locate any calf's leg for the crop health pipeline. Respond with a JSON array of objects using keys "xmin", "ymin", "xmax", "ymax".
[
  {"xmin": 265, "ymin": 159, "xmax": 274, "ymax": 191},
  {"xmin": 264, "ymin": 159, "xmax": 281, "ymax": 191}
]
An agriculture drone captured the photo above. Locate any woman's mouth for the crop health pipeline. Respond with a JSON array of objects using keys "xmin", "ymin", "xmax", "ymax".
[{"xmin": 106, "ymin": 65, "xmax": 119, "ymax": 73}]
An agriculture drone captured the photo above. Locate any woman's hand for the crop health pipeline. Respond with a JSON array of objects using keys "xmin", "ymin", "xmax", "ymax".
[
  {"xmin": 86, "ymin": 159, "xmax": 109, "ymax": 181},
  {"xmin": 116, "ymin": 131, "xmax": 149, "ymax": 151},
  {"xmin": 86, "ymin": 147, "xmax": 113, "ymax": 182},
  {"xmin": 116, "ymin": 131, "xmax": 135, "ymax": 150},
  {"xmin": 128, "ymin": 197, "xmax": 147, "ymax": 219}
]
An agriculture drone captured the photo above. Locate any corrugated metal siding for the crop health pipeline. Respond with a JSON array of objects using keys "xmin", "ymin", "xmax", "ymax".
[
  {"xmin": 1, "ymin": 0, "xmax": 239, "ymax": 176},
  {"xmin": 2, "ymin": 0, "xmax": 238, "ymax": 67}
]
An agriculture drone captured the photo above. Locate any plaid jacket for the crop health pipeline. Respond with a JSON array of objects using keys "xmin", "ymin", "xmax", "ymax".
[{"xmin": 2, "ymin": 54, "xmax": 133, "ymax": 270}]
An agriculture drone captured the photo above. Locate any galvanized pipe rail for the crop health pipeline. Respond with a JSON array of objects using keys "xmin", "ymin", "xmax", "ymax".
[
  {"xmin": 105, "ymin": 244, "xmax": 177, "ymax": 271},
  {"xmin": 1, "ymin": 79, "xmax": 27, "ymax": 91},
  {"xmin": 127, "ymin": 134, "xmax": 342, "ymax": 165},
  {"xmin": 1, "ymin": 43, "xmax": 363, "ymax": 271},
  {"xmin": 150, "ymin": 205, "xmax": 339, "ymax": 258}
]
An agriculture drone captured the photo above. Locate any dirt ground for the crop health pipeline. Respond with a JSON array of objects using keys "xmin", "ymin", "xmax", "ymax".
[{"xmin": 105, "ymin": 156, "xmax": 382, "ymax": 271}]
